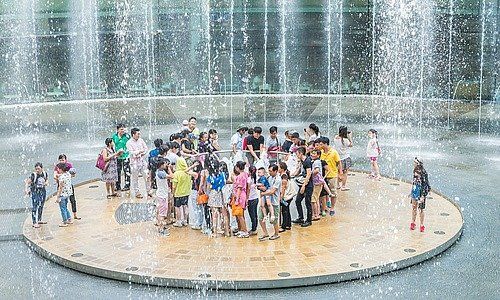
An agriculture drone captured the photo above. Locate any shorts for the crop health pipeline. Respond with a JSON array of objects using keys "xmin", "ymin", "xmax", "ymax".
[
  {"xmin": 312, "ymin": 185, "xmax": 323, "ymax": 203},
  {"xmin": 320, "ymin": 186, "xmax": 328, "ymax": 197},
  {"xmin": 157, "ymin": 197, "xmax": 168, "ymax": 217},
  {"xmin": 231, "ymin": 203, "xmax": 244, "ymax": 217},
  {"xmin": 258, "ymin": 204, "xmax": 280, "ymax": 224},
  {"xmin": 341, "ymin": 157, "xmax": 352, "ymax": 170},
  {"xmin": 369, "ymin": 157, "xmax": 378, "ymax": 162},
  {"xmin": 174, "ymin": 196, "xmax": 189, "ymax": 207},
  {"xmin": 411, "ymin": 198, "xmax": 426, "ymax": 209},
  {"xmin": 326, "ymin": 178, "xmax": 338, "ymax": 197}
]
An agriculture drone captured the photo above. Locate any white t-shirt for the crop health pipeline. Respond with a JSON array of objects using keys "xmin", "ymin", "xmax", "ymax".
[
  {"xmin": 59, "ymin": 172, "xmax": 73, "ymax": 197},
  {"xmin": 165, "ymin": 152, "xmax": 178, "ymax": 169},
  {"xmin": 366, "ymin": 138, "xmax": 379, "ymax": 158},
  {"xmin": 267, "ymin": 174, "xmax": 282, "ymax": 206},
  {"xmin": 231, "ymin": 133, "xmax": 243, "ymax": 150},
  {"xmin": 155, "ymin": 169, "xmax": 169, "ymax": 199},
  {"xmin": 333, "ymin": 137, "xmax": 351, "ymax": 160}
]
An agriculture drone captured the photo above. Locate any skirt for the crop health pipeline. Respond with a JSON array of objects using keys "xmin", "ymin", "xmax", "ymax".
[{"xmin": 208, "ymin": 189, "xmax": 223, "ymax": 208}]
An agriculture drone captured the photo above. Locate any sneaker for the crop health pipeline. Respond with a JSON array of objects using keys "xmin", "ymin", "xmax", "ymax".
[
  {"xmin": 33, "ymin": 223, "xmax": 40, "ymax": 228},
  {"xmin": 181, "ymin": 221, "xmax": 188, "ymax": 226},
  {"xmin": 173, "ymin": 221, "xmax": 183, "ymax": 227},
  {"xmin": 248, "ymin": 230, "xmax": 258, "ymax": 236},
  {"xmin": 420, "ymin": 225, "xmax": 425, "ymax": 232},
  {"xmin": 321, "ymin": 211, "xmax": 327, "ymax": 217},
  {"xmin": 122, "ymin": 187, "xmax": 130, "ymax": 191},
  {"xmin": 329, "ymin": 210, "xmax": 336, "ymax": 216},
  {"xmin": 191, "ymin": 225, "xmax": 201, "ymax": 230},
  {"xmin": 292, "ymin": 218, "xmax": 304, "ymax": 224},
  {"xmin": 301, "ymin": 221, "xmax": 312, "ymax": 227},
  {"xmin": 270, "ymin": 215, "xmax": 276, "ymax": 223},
  {"xmin": 410, "ymin": 223, "xmax": 416, "ymax": 230},
  {"xmin": 237, "ymin": 232, "xmax": 249, "ymax": 238}
]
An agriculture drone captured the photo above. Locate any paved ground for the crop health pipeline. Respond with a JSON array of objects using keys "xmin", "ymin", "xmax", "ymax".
[
  {"xmin": 22, "ymin": 173, "xmax": 463, "ymax": 289},
  {"xmin": 0, "ymin": 122, "xmax": 498, "ymax": 298}
]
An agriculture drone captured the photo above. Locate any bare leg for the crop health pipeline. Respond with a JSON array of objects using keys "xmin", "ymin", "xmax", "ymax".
[
  {"xmin": 419, "ymin": 209, "xmax": 425, "ymax": 226},
  {"xmin": 411, "ymin": 202, "xmax": 417, "ymax": 223},
  {"xmin": 222, "ymin": 206, "xmax": 230, "ymax": 236},
  {"xmin": 259, "ymin": 220, "xmax": 269, "ymax": 237}
]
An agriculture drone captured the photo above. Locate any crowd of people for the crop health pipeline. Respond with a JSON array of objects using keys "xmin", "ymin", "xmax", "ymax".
[{"xmin": 24, "ymin": 117, "xmax": 431, "ymax": 237}]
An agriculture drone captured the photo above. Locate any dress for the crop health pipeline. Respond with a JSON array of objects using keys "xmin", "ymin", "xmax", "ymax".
[{"xmin": 101, "ymin": 148, "xmax": 118, "ymax": 183}]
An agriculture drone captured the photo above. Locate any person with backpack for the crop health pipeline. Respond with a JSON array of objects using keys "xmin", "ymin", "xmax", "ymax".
[
  {"xmin": 24, "ymin": 162, "xmax": 49, "ymax": 228},
  {"xmin": 100, "ymin": 138, "xmax": 123, "ymax": 198},
  {"xmin": 410, "ymin": 158, "xmax": 431, "ymax": 232},
  {"xmin": 148, "ymin": 138, "xmax": 164, "ymax": 193}
]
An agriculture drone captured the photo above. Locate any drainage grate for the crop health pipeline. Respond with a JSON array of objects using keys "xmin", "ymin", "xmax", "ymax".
[
  {"xmin": 350, "ymin": 263, "xmax": 362, "ymax": 268},
  {"xmin": 404, "ymin": 248, "xmax": 416, "ymax": 253},
  {"xmin": 198, "ymin": 273, "xmax": 212, "ymax": 279},
  {"xmin": 71, "ymin": 253, "xmax": 84, "ymax": 257},
  {"xmin": 126, "ymin": 266, "xmax": 139, "ymax": 272},
  {"xmin": 114, "ymin": 203, "xmax": 156, "ymax": 225},
  {"xmin": 89, "ymin": 185, "xmax": 99, "ymax": 189},
  {"xmin": 277, "ymin": 272, "xmax": 291, "ymax": 277},
  {"xmin": 434, "ymin": 231, "xmax": 445, "ymax": 235},
  {"xmin": 440, "ymin": 212, "xmax": 450, "ymax": 216}
]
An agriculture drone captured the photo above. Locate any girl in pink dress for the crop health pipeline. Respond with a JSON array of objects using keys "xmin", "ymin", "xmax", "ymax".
[{"xmin": 232, "ymin": 161, "xmax": 249, "ymax": 238}]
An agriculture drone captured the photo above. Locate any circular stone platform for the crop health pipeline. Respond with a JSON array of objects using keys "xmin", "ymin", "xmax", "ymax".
[{"xmin": 23, "ymin": 172, "xmax": 463, "ymax": 289}]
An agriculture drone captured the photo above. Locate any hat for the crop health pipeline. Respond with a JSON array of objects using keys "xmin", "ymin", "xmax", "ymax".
[{"xmin": 237, "ymin": 124, "xmax": 248, "ymax": 131}]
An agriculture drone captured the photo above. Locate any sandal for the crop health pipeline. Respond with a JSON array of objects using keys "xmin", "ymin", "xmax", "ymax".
[
  {"xmin": 106, "ymin": 195, "xmax": 112, "ymax": 199},
  {"xmin": 340, "ymin": 187, "xmax": 350, "ymax": 191},
  {"xmin": 258, "ymin": 235, "xmax": 269, "ymax": 241},
  {"xmin": 110, "ymin": 193, "xmax": 119, "ymax": 197},
  {"xmin": 269, "ymin": 235, "xmax": 280, "ymax": 240},
  {"xmin": 58, "ymin": 223, "xmax": 68, "ymax": 227}
]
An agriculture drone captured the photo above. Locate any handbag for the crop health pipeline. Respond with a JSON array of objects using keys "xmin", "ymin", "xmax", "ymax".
[
  {"xmin": 95, "ymin": 152, "xmax": 108, "ymax": 171},
  {"xmin": 197, "ymin": 193, "xmax": 209, "ymax": 205}
]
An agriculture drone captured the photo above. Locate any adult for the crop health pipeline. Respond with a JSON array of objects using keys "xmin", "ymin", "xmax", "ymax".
[
  {"xmin": 246, "ymin": 126, "xmax": 265, "ymax": 166},
  {"xmin": 112, "ymin": 123, "xmax": 131, "ymax": 191},
  {"xmin": 126, "ymin": 128, "xmax": 150, "ymax": 199},
  {"xmin": 54, "ymin": 154, "xmax": 80, "ymax": 220},
  {"xmin": 282, "ymin": 130, "xmax": 293, "ymax": 153},
  {"xmin": 317, "ymin": 136, "xmax": 343, "ymax": 216},
  {"xmin": 231, "ymin": 125, "xmax": 247, "ymax": 155},
  {"xmin": 24, "ymin": 162, "xmax": 49, "ymax": 228},
  {"xmin": 180, "ymin": 129, "xmax": 197, "ymax": 157},
  {"xmin": 101, "ymin": 138, "xmax": 123, "ymax": 198},
  {"xmin": 246, "ymin": 166, "xmax": 259, "ymax": 235},
  {"xmin": 266, "ymin": 126, "xmax": 280, "ymax": 165},
  {"xmin": 55, "ymin": 162, "xmax": 73, "ymax": 227},
  {"xmin": 258, "ymin": 164, "xmax": 282, "ymax": 240},
  {"xmin": 278, "ymin": 162, "xmax": 296, "ymax": 232},
  {"xmin": 292, "ymin": 147, "xmax": 313, "ymax": 227},
  {"xmin": 304, "ymin": 123, "xmax": 320, "ymax": 144},
  {"xmin": 208, "ymin": 129, "xmax": 221, "ymax": 152},
  {"xmin": 232, "ymin": 161, "xmax": 249, "ymax": 238},
  {"xmin": 188, "ymin": 117, "xmax": 200, "ymax": 148},
  {"xmin": 334, "ymin": 126, "xmax": 353, "ymax": 191}
]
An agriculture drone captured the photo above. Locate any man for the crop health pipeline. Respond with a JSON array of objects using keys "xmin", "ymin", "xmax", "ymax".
[
  {"xmin": 282, "ymin": 130, "xmax": 293, "ymax": 153},
  {"xmin": 126, "ymin": 128, "xmax": 150, "ymax": 199},
  {"xmin": 266, "ymin": 126, "xmax": 280, "ymax": 165},
  {"xmin": 231, "ymin": 125, "xmax": 247, "ymax": 155},
  {"xmin": 292, "ymin": 147, "xmax": 313, "ymax": 227},
  {"xmin": 113, "ymin": 124, "xmax": 131, "ymax": 191},
  {"xmin": 246, "ymin": 126, "xmax": 265, "ymax": 165},
  {"xmin": 188, "ymin": 117, "xmax": 200, "ymax": 148},
  {"xmin": 258, "ymin": 164, "xmax": 282, "ymax": 241},
  {"xmin": 317, "ymin": 136, "xmax": 343, "ymax": 216}
]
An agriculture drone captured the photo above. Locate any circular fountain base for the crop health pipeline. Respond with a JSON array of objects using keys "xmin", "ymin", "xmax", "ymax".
[{"xmin": 22, "ymin": 172, "xmax": 463, "ymax": 289}]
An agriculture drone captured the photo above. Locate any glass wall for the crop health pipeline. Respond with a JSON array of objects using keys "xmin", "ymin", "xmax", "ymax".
[{"xmin": 0, "ymin": 0, "xmax": 498, "ymax": 103}]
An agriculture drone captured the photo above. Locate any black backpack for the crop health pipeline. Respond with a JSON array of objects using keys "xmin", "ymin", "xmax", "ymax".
[{"xmin": 30, "ymin": 171, "xmax": 48, "ymax": 192}]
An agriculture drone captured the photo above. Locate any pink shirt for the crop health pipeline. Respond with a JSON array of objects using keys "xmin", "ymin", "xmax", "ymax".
[
  {"xmin": 234, "ymin": 172, "xmax": 248, "ymax": 208},
  {"xmin": 126, "ymin": 138, "xmax": 148, "ymax": 168}
]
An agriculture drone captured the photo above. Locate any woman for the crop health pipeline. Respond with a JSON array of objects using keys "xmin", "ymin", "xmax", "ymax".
[
  {"xmin": 208, "ymin": 129, "xmax": 221, "ymax": 152},
  {"xmin": 55, "ymin": 163, "xmax": 73, "ymax": 227},
  {"xmin": 246, "ymin": 166, "xmax": 259, "ymax": 235},
  {"xmin": 101, "ymin": 138, "xmax": 123, "ymax": 198},
  {"xmin": 232, "ymin": 161, "xmax": 249, "ymax": 238},
  {"xmin": 304, "ymin": 123, "xmax": 320, "ymax": 144},
  {"xmin": 278, "ymin": 162, "xmax": 296, "ymax": 232},
  {"xmin": 334, "ymin": 126, "xmax": 353, "ymax": 191}
]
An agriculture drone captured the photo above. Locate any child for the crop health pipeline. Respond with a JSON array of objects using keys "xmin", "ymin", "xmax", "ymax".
[
  {"xmin": 206, "ymin": 157, "xmax": 226, "ymax": 237},
  {"xmin": 156, "ymin": 159, "xmax": 173, "ymax": 236},
  {"xmin": 410, "ymin": 158, "xmax": 431, "ymax": 232},
  {"xmin": 55, "ymin": 163, "xmax": 73, "ymax": 227},
  {"xmin": 148, "ymin": 138, "xmax": 164, "ymax": 192},
  {"xmin": 310, "ymin": 149, "xmax": 326, "ymax": 221},
  {"xmin": 256, "ymin": 167, "xmax": 275, "ymax": 223},
  {"xmin": 172, "ymin": 157, "xmax": 198, "ymax": 227},
  {"xmin": 366, "ymin": 129, "xmax": 381, "ymax": 180},
  {"xmin": 24, "ymin": 162, "xmax": 49, "ymax": 228}
]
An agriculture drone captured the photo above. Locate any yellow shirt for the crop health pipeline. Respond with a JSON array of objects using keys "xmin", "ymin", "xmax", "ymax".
[{"xmin": 321, "ymin": 147, "xmax": 341, "ymax": 179}]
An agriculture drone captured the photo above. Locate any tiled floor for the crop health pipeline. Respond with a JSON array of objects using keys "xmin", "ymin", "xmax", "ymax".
[{"xmin": 23, "ymin": 172, "xmax": 463, "ymax": 288}]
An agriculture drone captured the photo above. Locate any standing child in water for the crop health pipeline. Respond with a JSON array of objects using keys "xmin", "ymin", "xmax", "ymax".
[
  {"xmin": 156, "ymin": 159, "xmax": 174, "ymax": 236},
  {"xmin": 410, "ymin": 158, "xmax": 431, "ymax": 232},
  {"xmin": 366, "ymin": 129, "xmax": 381, "ymax": 180}
]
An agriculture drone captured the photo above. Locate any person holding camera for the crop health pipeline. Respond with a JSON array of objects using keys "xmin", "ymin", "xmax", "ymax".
[{"xmin": 25, "ymin": 162, "xmax": 49, "ymax": 228}]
